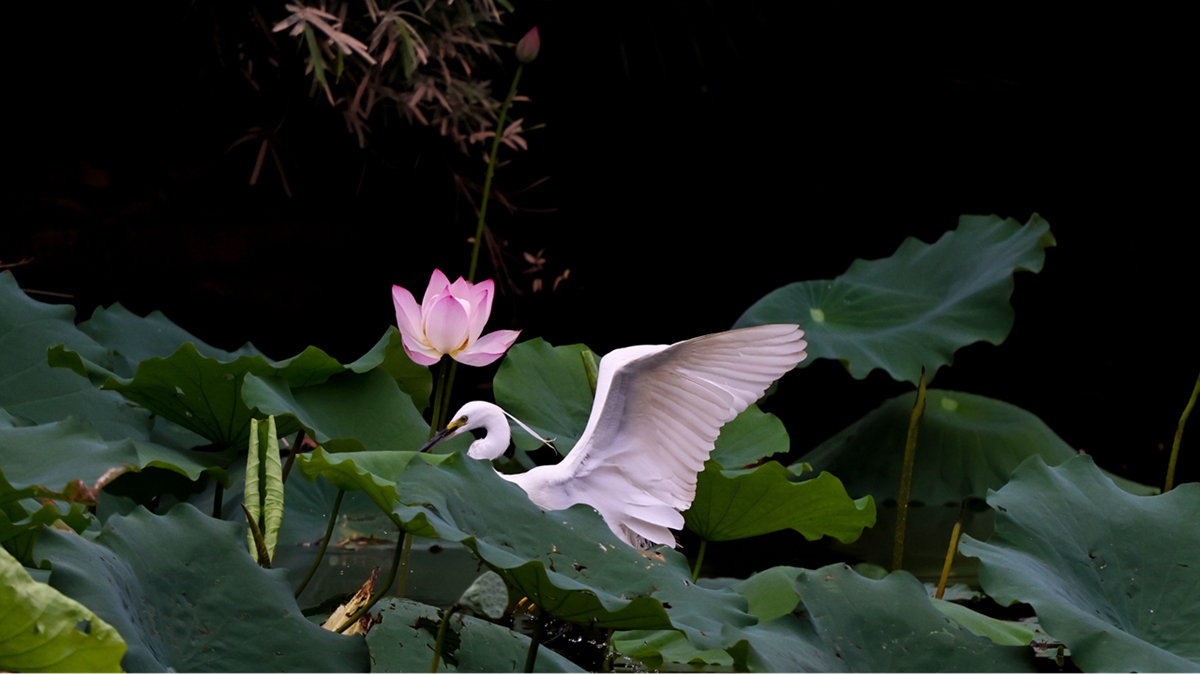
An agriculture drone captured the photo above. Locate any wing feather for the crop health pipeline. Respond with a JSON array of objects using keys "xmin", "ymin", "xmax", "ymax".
[{"xmin": 543, "ymin": 324, "xmax": 807, "ymax": 546}]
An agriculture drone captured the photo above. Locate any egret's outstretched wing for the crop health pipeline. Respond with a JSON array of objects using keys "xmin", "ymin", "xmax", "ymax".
[{"xmin": 530, "ymin": 324, "xmax": 807, "ymax": 545}]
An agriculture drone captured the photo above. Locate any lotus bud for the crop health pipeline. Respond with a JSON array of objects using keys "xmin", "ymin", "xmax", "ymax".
[{"xmin": 516, "ymin": 27, "xmax": 540, "ymax": 64}]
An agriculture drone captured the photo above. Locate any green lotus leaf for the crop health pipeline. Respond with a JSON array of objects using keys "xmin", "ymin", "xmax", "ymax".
[
  {"xmin": 684, "ymin": 461, "xmax": 875, "ymax": 543},
  {"xmin": 345, "ymin": 326, "xmax": 433, "ymax": 412},
  {"xmin": 80, "ymin": 304, "xmax": 432, "ymax": 410},
  {"xmin": 0, "ymin": 272, "xmax": 163, "ymax": 444},
  {"xmin": 731, "ymin": 566, "xmax": 804, "ymax": 623},
  {"xmin": 735, "ymin": 213, "xmax": 1055, "ymax": 383},
  {"xmin": 494, "ymin": 339, "xmax": 594, "ymax": 455},
  {"xmin": 366, "ymin": 598, "xmax": 584, "ymax": 672},
  {"xmin": 0, "ymin": 416, "xmax": 222, "ymax": 503},
  {"xmin": 1, "ymin": 545, "xmax": 126, "ymax": 673},
  {"xmin": 931, "ymin": 599, "xmax": 1037, "ymax": 647},
  {"xmin": 798, "ymin": 389, "xmax": 1155, "ymax": 506},
  {"xmin": 781, "ymin": 564, "xmax": 1035, "ymax": 671},
  {"xmin": 49, "ymin": 342, "xmax": 306, "ymax": 450},
  {"xmin": 959, "ymin": 455, "xmax": 1200, "ymax": 672},
  {"xmin": 708, "ymin": 405, "xmax": 789, "ymax": 468},
  {"xmin": 76, "ymin": 302, "xmax": 265, "ymax": 377},
  {"xmin": 612, "ymin": 629, "xmax": 734, "ymax": 672},
  {"xmin": 241, "ymin": 369, "xmax": 433, "ymax": 453},
  {"xmin": 34, "ymin": 504, "xmax": 369, "ymax": 672},
  {"xmin": 296, "ymin": 449, "xmax": 757, "ymax": 651},
  {"xmin": 619, "ymin": 564, "xmax": 1036, "ymax": 672},
  {"xmin": 1, "ymin": 469, "xmax": 91, "ymax": 567}
]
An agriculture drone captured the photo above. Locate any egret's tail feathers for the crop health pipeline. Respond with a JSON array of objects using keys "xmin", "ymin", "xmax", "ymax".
[{"xmin": 618, "ymin": 521, "xmax": 676, "ymax": 550}]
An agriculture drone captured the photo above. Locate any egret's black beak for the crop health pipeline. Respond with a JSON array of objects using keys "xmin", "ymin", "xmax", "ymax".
[{"xmin": 419, "ymin": 417, "xmax": 465, "ymax": 453}]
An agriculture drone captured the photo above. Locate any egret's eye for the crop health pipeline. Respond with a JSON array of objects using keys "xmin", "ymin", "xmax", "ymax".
[{"xmin": 460, "ymin": 415, "xmax": 468, "ymax": 424}]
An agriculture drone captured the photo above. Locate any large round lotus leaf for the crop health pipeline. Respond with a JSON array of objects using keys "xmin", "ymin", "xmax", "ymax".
[
  {"xmin": 0, "ymin": 417, "xmax": 222, "ymax": 504},
  {"xmin": 34, "ymin": 504, "xmax": 369, "ymax": 672},
  {"xmin": 297, "ymin": 449, "xmax": 757, "ymax": 652},
  {"xmin": 48, "ymin": 308, "xmax": 423, "ymax": 452},
  {"xmin": 959, "ymin": 455, "xmax": 1200, "ymax": 672},
  {"xmin": 366, "ymin": 598, "xmax": 584, "ymax": 672},
  {"xmin": 735, "ymin": 214, "xmax": 1055, "ymax": 384},
  {"xmin": 708, "ymin": 405, "xmax": 789, "ymax": 468},
  {"xmin": 48, "ymin": 342, "xmax": 305, "ymax": 450},
  {"xmin": 494, "ymin": 339, "xmax": 594, "ymax": 455},
  {"xmin": 618, "ymin": 564, "xmax": 1036, "ymax": 672},
  {"xmin": 782, "ymin": 564, "xmax": 1035, "ymax": 672},
  {"xmin": 0, "ymin": 272, "xmax": 162, "ymax": 444},
  {"xmin": 344, "ymin": 326, "xmax": 432, "ymax": 412},
  {"xmin": 242, "ymin": 370, "xmax": 431, "ymax": 453},
  {"xmin": 76, "ymin": 303, "xmax": 265, "ymax": 376},
  {"xmin": 1, "ymin": 545, "xmax": 126, "ymax": 673},
  {"xmin": 798, "ymin": 389, "xmax": 1154, "ymax": 506},
  {"xmin": 79, "ymin": 305, "xmax": 433, "ymax": 414},
  {"xmin": 684, "ymin": 461, "xmax": 875, "ymax": 543},
  {"xmin": 612, "ymin": 629, "xmax": 735, "ymax": 672}
]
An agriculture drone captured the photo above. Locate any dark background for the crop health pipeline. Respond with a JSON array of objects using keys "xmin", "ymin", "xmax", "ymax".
[{"xmin": 6, "ymin": 4, "xmax": 1196, "ymax": 488}]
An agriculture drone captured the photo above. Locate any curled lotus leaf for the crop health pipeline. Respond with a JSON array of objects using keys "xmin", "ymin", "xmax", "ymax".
[
  {"xmin": 960, "ymin": 455, "xmax": 1200, "ymax": 672},
  {"xmin": 735, "ymin": 213, "xmax": 1055, "ymax": 384}
]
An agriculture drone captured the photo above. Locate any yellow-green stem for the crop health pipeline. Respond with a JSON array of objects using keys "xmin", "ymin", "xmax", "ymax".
[
  {"xmin": 430, "ymin": 604, "xmax": 460, "ymax": 673},
  {"xmin": 935, "ymin": 500, "xmax": 968, "ymax": 599},
  {"xmin": 467, "ymin": 63, "xmax": 524, "ymax": 283},
  {"xmin": 1164, "ymin": 371, "xmax": 1200, "ymax": 492},
  {"xmin": 893, "ymin": 370, "xmax": 928, "ymax": 572},
  {"xmin": 691, "ymin": 539, "xmax": 708, "ymax": 583},
  {"xmin": 295, "ymin": 489, "xmax": 344, "ymax": 598}
]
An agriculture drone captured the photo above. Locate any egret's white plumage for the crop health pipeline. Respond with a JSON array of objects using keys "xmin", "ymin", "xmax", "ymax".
[{"xmin": 424, "ymin": 324, "xmax": 807, "ymax": 548}]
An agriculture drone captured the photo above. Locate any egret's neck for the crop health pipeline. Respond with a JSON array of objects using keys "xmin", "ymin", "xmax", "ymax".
[{"xmin": 466, "ymin": 407, "xmax": 512, "ymax": 460}]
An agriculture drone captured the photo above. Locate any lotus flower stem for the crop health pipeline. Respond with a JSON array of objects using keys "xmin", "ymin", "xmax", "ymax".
[
  {"xmin": 467, "ymin": 63, "xmax": 524, "ymax": 283},
  {"xmin": 523, "ymin": 609, "xmax": 542, "ymax": 673},
  {"xmin": 892, "ymin": 369, "xmax": 928, "ymax": 572},
  {"xmin": 691, "ymin": 538, "xmax": 708, "ymax": 583},
  {"xmin": 935, "ymin": 499, "xmax": 969, "ymax": 599},
  {"xmin": 429, "ymin": 357, "xmax": 451, "ymax": 435},
  {"xmin": 1164, "ymin": 371, "xmax": 1200, "ymax": 492},
  {"xmin": 429, "ymin": 604, "xmax": 460, "ymax": 673},
  {"xmin": 439, "ymin": 361, "xmax": 460, "ymax": 432},
  {"xmin": 295, "ymin": 489, "xmax": 344, "ymax": 598}
]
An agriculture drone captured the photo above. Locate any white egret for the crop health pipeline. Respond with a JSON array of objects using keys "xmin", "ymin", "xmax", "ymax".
[{"xmin": 420, "ymin": 324, "xmax": 807, "ymax": 548}]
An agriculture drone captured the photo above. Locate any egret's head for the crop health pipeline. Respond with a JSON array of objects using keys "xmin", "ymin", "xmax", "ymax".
[{"xmin": 418, "ymin": 401, "xmax": 511, "ymax": 459}]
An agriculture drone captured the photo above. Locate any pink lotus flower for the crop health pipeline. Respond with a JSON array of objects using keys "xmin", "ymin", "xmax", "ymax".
[{"xmin": 393, "ymin": 270, "xmax": 520, "ymax": 367}]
